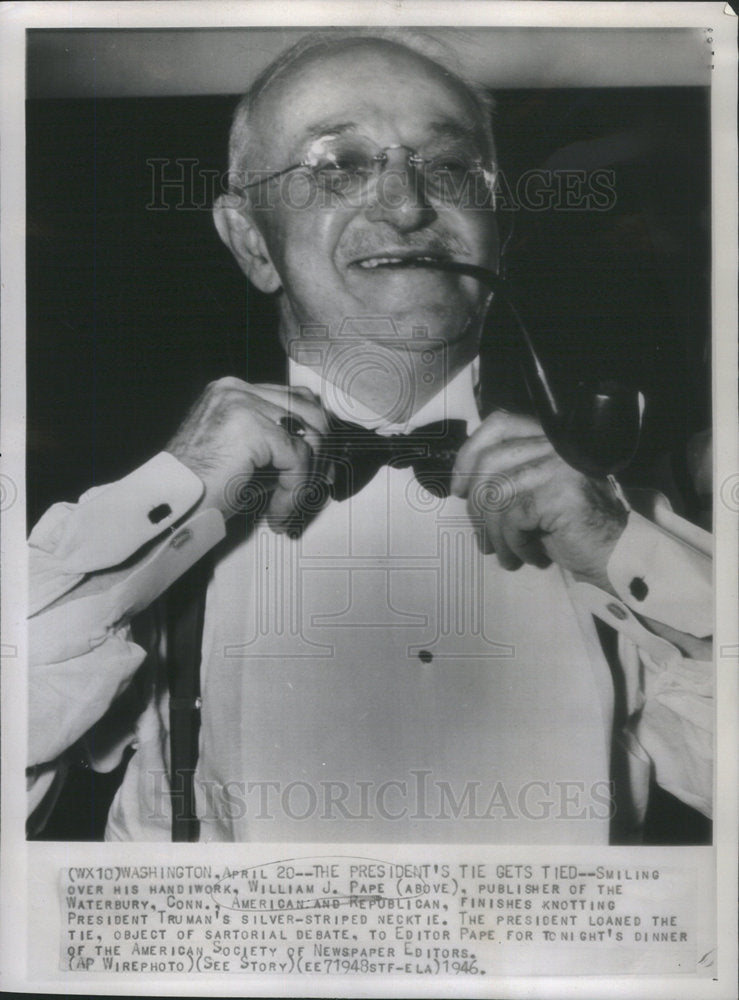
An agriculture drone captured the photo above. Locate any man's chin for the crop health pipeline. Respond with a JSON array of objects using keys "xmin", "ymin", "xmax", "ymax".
[
  {"xmin": 360, "ymin": 315, "xmax": 476, "ymax": 356},
  {"xmin": 344, "ymin": 261, "xmax": 486, "ymax": 313},
  {"xmin": 336, "ymin": 302, "xmax": 475, "ymax": 342},
  {"xmin": 278, "ymin": 289, "xmax": 481, "ymax": 356}
]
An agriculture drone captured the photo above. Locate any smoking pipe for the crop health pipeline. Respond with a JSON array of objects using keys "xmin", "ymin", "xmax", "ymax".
[{"xmin": 405, "ymin": 259, "xmax": 644, "ymax": 478}]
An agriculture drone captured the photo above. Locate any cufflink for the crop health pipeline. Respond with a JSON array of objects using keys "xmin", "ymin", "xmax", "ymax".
[{"xmin": 148, "ymin": 503, "xmax": 173, "ymax": 524}]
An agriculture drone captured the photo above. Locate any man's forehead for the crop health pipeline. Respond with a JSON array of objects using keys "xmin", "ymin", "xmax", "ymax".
[{"xmin": 249, "ymin": 39, "xmax": 484, "ymax": 163}]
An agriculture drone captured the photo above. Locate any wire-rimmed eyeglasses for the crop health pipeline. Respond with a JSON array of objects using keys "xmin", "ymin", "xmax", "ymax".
[{"xmin": 237, "ymin": 134, "xmax": 497, "ymax": 207}]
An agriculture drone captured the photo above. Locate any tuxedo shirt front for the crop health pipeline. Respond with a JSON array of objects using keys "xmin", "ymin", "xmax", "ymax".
[{"xmin": 27, "ymin": 364, "xmax": 713, "ymax": 841}]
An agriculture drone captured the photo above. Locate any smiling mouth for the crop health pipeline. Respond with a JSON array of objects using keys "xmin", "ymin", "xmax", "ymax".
[{"xmin": 351, "ymin": 253, "xmax": 450, "ymax": 270}]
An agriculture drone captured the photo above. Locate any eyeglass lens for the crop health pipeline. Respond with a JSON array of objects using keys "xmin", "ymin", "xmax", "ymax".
[{"xmin": 303, "ymin": 135, "xmax": 495, "ymax": 204}]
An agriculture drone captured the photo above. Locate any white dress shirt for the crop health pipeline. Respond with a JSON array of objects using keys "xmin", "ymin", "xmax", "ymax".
[{"xmin": 27, "ymin": 363, "xmax": 713, "ymax": 841}]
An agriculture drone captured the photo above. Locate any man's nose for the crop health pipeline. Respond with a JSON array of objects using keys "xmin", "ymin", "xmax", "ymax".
[{"xmin": 363, "ymin": 163, "xmax": 437, "ymax": 232}]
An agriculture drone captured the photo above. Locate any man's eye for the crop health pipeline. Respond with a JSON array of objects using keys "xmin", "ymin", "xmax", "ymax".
[
  {"xmin": 314, "ymin": 153, "xmax": 370, "ymax": 175},
  {"xmin": 310, "ymin": 153, "xmax": 373, "ymax": 193},
  {"xmin": 426, "ymin": 154, "xmax": 471, "ymax": 177}
]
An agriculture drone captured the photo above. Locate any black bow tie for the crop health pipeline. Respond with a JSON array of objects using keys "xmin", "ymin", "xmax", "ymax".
[{"xmin": 321, "ymin": 416, "xmax": 468, "ymax": 501}]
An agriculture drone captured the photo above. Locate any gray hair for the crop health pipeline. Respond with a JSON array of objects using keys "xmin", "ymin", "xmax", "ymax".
[{"xmin": 226, "ymin": 28, "xmax": 497, "ymax": 183}]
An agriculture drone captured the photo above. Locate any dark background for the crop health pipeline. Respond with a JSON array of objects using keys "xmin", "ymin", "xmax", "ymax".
[{"xmin": 27, "ymin": 86, "xmax": 712, "ymax": 840}]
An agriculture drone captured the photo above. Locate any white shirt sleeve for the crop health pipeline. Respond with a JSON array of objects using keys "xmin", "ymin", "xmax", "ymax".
[
  {"xmin": 27, "ymin": 453, "xmax": 226, "ymax": 816},
  {"xmin": 568, "ymin": 499, "xmax": 713, "ymax": 821},
  {"xmin": 606, "ymin": 505, "xmax": 712, "ymax": 638}
]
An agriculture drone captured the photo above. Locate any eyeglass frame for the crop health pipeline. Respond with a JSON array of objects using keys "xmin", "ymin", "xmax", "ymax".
[{"xmin": 235, "ymin": 139, "xmax": 498, "ymax": 204}]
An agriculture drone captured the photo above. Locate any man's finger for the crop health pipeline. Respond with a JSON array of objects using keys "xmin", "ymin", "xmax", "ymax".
[
  {"xmin": 474, "ymin": 510, "xmax": 523, "ymax": 570},
  {"xmin": 247, "ymin": 384, "xmax": 329, "ymax": 435},
  {"xmin": 259, "ymin": 418, "xmax": 313, "ymax": 473},
  {"xmin": 452, "ymin": 419, "xmax": 550, "ymax": 496},
  {"xmin": 453, "ymin": 436, "xmax": 551, "ymax": 507},
  {"xmin": 499, "ymin": 516, "xmax": 551, "ymax": 567},
  {"xmin": 227, "ymin": 394, "xmax": 323, "ymax": 470},
  {"xmin": 218, "ymin": 412, "xmax": 312, "ymax": 516},
  {"xmin": 465, "ymin": 455, "xmax": 560, "ymax": 570},
  {"xmin": 268, "ymin": 466, "xmax": 332, "ymax": 531}
]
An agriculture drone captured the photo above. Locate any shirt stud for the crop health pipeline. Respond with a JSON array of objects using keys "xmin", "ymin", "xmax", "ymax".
[{"xmin": 629, "ymin": 577, "xmax": 649, "ymax": 601}]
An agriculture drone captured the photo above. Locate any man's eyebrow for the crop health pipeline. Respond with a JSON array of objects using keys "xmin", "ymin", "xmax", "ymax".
[
  {"xmin": 425, "ymin": 120, "xmax": 480, "ymax": 144},
  {"xmin": 298, "ymin": 119, "xmax": 481, "ymax": 145},
  {"xmin": 300, "ymin": 121, "xmax": 361, "ymax": 141}
]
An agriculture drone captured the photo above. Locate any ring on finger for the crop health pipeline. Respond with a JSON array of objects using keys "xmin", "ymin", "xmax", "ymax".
[{"xmin": 279, "ymin": 414, "xmax": 308, "ymax": 437}]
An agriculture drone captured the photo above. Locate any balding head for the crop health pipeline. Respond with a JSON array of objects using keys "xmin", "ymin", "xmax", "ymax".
[{"xmin": 227, "ymin": 30, "xmax": 496, "ymax": 185}]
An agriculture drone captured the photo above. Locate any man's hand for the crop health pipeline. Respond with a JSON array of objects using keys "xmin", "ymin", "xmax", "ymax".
[
  {"xmin": 451, "ymin": 411, "xmax": 628, "ymax": 588},
  {"xmin": 165, "ymin": 378, "xmax": 329, "ymax": 527}
]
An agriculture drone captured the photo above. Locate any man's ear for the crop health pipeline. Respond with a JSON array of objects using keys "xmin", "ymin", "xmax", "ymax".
[{"xmin": 212, "ymin": 194, "xmax": 282, "ymax": 294}]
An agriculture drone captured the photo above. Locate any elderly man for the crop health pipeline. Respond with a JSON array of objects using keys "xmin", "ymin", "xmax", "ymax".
[{"xmin": 28, "ymin": 31, "xmax": 712, "ymax": 843}]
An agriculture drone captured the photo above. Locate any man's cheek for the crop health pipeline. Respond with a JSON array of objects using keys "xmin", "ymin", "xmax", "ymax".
[
  {"xmin": 451, "ymin": 209, "xmax": 499, "ymax": 265},
  {"xmin": 282, "ymin": 259, "xmax": 351, "ymax": 329},
  {"xmin": 280, "ymin": 213, "xmax": 334, "ymax": 270}
]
